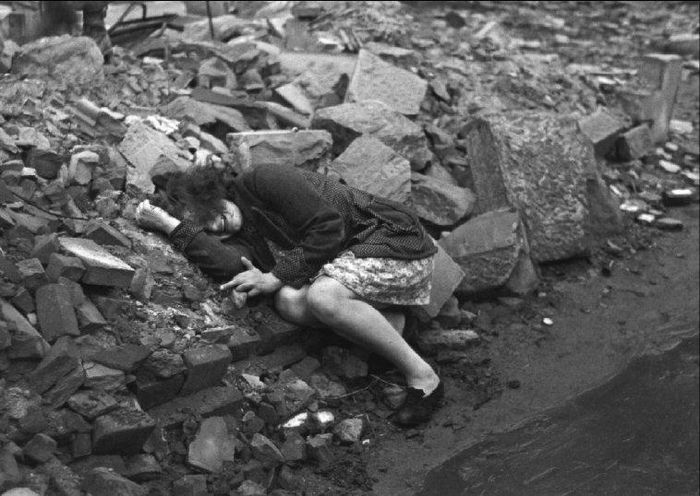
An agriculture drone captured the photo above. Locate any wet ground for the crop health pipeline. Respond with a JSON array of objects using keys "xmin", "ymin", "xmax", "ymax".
[{"xmin": 417, "ymin": 335, "xmax": 699, "ymax": 496}]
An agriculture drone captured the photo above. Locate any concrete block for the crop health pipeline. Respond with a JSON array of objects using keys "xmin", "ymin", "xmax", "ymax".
[
  {"xmin": 330, "ymin": 136, "xmax": 411, "ymax": 204},
  {"xmin": 92, "ymin": 407, "xmax": 156, "ymax": 455},
  {"xmin": 413, "ymin": 243, "xmax": 465, "ymax": 320},
  {"xmin": 59, "ymin": 237, "xmax": 135, "ymax": 288},
  {"xmin": 410, "ymin": 172, "xmax": 475, "ymax": 226},
  {"xmin": 463, "ymin": 111, "xmax": 621, "ymax": 263},
  {"xmin": 133, "ymin": 371, "xmax": 185, "ymax": 411},
  {"xmin": 345, "ymin": 49, "xmax": 427, "ymax": 116},
  {"xmin": 226, "ymin": 129, "xmax": 332, "ymax": 171},
  {"xmin": 439, "ymin": 209, "xmax": 538, "ymax": 295},
  {"xmin": 45, "ymin": 253, "xmax": 85, "ymax": 282},
  {"xmin": 577, "ymin": 108, "xmax": 626, "ymax": 157},
  {"xmin": 312, "ymin": 99, "xmax": 432, "ymax": 170},
  {"xmin": 617, "ymin": 124, "xmax": 652, "ymax": 161},
  {"xmin": 180, "ymin": 345, "xmax": 232, "ymax": 396},
  {"xmin": 35, "ymin": 284, "xmax": 80, "ymax": 342}
]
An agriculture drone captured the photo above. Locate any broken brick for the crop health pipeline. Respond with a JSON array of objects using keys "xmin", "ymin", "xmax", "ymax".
[
  {"xmin": 577, "ymin": 108, "xmax": 626, "ymax": 157},
  {"xmin": 180, "ymin": 345, "xmax": 232, "ymax": 396},
  {"xmin": 617, "ymin": 124, "xmax": 653, "ymax": 161},
  {"xmin": 92, "ymin": 407, "xmax": 156, "ymax": 455}
]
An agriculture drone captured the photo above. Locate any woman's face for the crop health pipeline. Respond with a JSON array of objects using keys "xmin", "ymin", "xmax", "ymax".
[{"xmin": 205, "ymin": 200, "xmax": 242, "ymax": 234}]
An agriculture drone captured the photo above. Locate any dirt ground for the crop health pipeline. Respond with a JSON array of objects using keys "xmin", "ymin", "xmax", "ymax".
[{"xmin": 295, "ymin": 2, "xmax": 700, "ymax": 495}]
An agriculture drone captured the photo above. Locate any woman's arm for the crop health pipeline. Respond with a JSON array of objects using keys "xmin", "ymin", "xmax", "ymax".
[{"xmin": 136, "ymin": 201, "xmax": 251, "ymax": 282}]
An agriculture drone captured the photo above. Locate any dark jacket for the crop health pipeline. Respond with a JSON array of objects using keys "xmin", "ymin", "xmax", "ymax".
[{"xmin": 170, "ymin": 164, "xmax": 437, "ymax": 288}]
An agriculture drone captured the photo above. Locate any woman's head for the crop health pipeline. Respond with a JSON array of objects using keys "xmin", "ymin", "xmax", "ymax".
[{"xmin": 159, "ymin": 164, "xmax": 242, "ymax": 233}]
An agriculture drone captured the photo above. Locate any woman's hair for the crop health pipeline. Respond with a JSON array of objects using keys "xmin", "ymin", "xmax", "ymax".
[{"xmin": 160, "ymin": 164, "xmax": 237, "ymax": 225}]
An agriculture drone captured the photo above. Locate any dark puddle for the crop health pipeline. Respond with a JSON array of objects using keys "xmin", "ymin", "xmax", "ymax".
[{"xmin": 417, "ymin": 336, "xmax": 699, "ymax": 496}]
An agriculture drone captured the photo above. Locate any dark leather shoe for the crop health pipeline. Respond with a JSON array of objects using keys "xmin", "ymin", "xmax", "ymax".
[{"xmin": 392, "ymin": 381, "xmax": 444, "ymax": 427}]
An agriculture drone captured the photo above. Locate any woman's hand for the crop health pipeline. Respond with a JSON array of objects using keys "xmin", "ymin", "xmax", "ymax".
[
  {"xmin": 220, "ymin": 257, "xmax": 282, "ymax": 297},
  {"xmin": 135, "ymin": 200, "xmax": 180, "ymax": 235}
]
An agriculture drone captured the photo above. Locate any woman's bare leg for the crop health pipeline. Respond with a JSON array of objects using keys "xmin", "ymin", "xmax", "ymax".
[{"xmin": 305, "ymin": 276, "xmax": 439, "ymax": 393}]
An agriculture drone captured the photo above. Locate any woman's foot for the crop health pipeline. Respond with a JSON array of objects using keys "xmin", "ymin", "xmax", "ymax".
[{"xmin": 392, "ymin": 379, "xmax": 445, "ymax": 427}]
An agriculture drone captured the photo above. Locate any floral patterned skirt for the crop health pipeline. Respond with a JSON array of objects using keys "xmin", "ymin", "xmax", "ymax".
[{"xmin": 318, "ymin": 251, "xmax": 435, "ymax": 306}]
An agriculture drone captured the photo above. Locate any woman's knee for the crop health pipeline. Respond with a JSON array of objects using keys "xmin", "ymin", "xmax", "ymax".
[
  {"xmin": 306, "ymin": 278, "xmax": 349, "ymax": 321},
  {"xmin": 274, "ymin": 286, "xmax": 309, "ymax": 324}
]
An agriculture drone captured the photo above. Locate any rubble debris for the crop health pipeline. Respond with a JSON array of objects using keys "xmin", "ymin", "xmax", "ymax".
[
  {"xmin": 227, "ymin": 129, "xmax": 332, "ymax": 170},
  {"xmin": 12, "ymin": 35, "xmax": 104, "ymax": 85},
  {"xmin": 118, "ymin": 121, "xmax": 192, "ymax": 194},
  {"xmin": 312, "ymin": 99, "xmax": 432, "ymax": 170}
]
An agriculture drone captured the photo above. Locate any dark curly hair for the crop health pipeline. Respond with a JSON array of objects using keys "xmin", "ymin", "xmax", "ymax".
[{"xmin": 153, "ymin": 164, "xmax": 238, "ymax": 225}]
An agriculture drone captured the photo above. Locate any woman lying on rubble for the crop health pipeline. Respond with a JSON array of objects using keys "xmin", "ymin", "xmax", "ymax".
[{"xmin": 135, "ymin": 162, "xmax": 443, "ymax": 427}]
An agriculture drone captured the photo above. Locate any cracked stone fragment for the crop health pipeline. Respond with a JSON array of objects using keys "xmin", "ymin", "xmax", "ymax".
[{"xmin": 345, "ymin": 49, "xmax": 427, "ymax": 116}]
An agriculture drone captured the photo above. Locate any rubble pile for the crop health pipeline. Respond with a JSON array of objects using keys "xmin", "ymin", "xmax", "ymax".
[{"xmin": 0, "ymin": 1, "xmax": 698, "ymax": 495}]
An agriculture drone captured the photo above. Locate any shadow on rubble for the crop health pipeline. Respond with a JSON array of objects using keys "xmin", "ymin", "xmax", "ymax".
[{"xmin": 416, "ymin": 334, "xmax": 700, "ymax": 496}]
